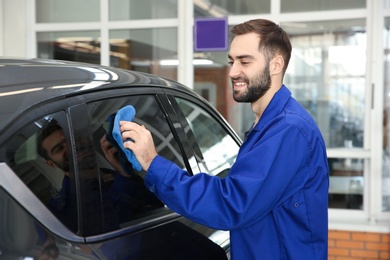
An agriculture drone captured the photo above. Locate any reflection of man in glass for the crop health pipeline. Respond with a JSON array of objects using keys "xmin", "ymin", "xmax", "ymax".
[
  {"xmin": 101, "ymin": 114, "xmax": 163, "ymax": 221},
  {"xmin": 36, "ymin": 118, "xmax": 163, "ymax": 258},
  {"xmin": 35, "ymin": 119, "xmax": 72, "ymax": 259},
  {"xmin": 38, "ymin": 121, "xmax": 70, "ymax": 174},
  {"xmin": 37, "ymin": 120, "xmax": 76, "ymax": 230}
]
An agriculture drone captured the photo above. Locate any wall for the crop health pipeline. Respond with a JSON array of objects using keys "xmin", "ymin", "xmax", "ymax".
[
  {"xmin": 2, "ymin": 0, "xmax": 27, "ymax": 57},
  {"xmin": 194, "ymin": 67, "xmax": 230, "ymax": 119},
  {"xmin": 328, "ymin": 230, "xmax": 390, "ymax": 259}
]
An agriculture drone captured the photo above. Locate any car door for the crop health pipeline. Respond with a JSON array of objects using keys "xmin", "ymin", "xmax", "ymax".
[
  {"xmin": 0, "ymin": 87, "xmax": 229, "ymax": 259},
  {"xmin": 70, "ymin": 87, "xmax": 229, "ymax": 259}
]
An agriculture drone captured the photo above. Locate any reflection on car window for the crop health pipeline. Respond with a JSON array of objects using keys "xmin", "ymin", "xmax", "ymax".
[
  {"xmin": 85, "ymin": 95, "xmax": 185, "ymax": 227},
  {"xmin": 4, "ymin": 112, "xmax": 80, "ymax": 233},
  {"xmin": 2, "ymin": 112, "xmax": 97, "ymax": 256},
  {"xmin": 175, "ymin": 98, "xmax": 239, "ymax": 177},
  {"xmin": 0, "ymin": 187, "xmax": 97, "ymax": 259}
]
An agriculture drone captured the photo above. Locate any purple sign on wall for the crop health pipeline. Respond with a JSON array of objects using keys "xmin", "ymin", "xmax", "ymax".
[{"xmin": 194, "ymin": 17, "xmax": 228, "ymax": 52}]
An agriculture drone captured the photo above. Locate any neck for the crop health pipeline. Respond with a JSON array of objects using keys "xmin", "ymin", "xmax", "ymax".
[{"xmin": 251, "ymin": 83, "xmax": 283, "ymax": 124}]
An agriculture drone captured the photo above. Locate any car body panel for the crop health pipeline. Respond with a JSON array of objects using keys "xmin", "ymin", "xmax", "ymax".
[
  {"xmin": 0, "ymin": 58, "xmax": 194, "ymax": 133},
  {"xmin": 0, "ymin": 58, "xmax": 239, "ymax": 259}
]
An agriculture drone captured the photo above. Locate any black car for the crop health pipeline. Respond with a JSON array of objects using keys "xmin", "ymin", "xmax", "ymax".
[{"xmin": 0, "ymin": 58, "xmax": 241, "ymax": 259}]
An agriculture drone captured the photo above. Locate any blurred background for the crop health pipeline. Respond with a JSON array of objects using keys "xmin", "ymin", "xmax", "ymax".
[{"xmin": 0, "ymin": 0, "xmax": 389, "ymax": 257}]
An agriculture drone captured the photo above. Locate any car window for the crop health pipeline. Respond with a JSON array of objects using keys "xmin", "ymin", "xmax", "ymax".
[
  {"xmin": 0, "ymin": 187, "xmax": 96, "ymax": 259},
  {"xmin": 83, "ymin": 95, "xmax": 185, "ymax": 228},
  {"xmin": 4, "ymin": 112, "xmax": 80, "ymax": 234},
  {"xmin": 175, "ymin": 98, "xmax": 239, "ymax": 177}
]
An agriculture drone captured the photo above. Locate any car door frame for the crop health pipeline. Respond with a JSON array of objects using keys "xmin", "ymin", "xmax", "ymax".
[
  {"xmin": 68, "ymin": 85, "xmax": 207, "ymax": 243},
  {"xmin": 162, "ymin": 89, "xmax": 242, "ymax": 173}
]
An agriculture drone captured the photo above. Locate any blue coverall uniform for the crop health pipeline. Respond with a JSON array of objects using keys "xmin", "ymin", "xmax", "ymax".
[{"xmin": 145, "ymin": 85, "xmax": 329, "ymax": 259}]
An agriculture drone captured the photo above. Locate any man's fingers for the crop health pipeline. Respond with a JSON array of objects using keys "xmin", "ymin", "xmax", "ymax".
[
  {"xmin": 123, "ymin": 139, "xmax": 136, "ymax": 151},
  {"xmin": 108, "ymin": 146, "xmax": 117, "ymax": 155},
  {"xmin": 119, "ymin": 120, "xmax": 156, "ymax": 171},
  {"xmin": 120, "ymin": 121, "xmax": 141, "ymax": 132},
  {"xmin": 121, "ymin": 129, "xmax": 139, "ymax": 142}
]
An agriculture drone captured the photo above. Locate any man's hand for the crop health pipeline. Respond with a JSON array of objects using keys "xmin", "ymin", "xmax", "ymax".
[
  {"xmin": 37, "ymin": 235, "xmax": 59, "ymax": 260},
  {"xmin": 120, "ymin": 121, "xmax": 157, "ymax": 171}
]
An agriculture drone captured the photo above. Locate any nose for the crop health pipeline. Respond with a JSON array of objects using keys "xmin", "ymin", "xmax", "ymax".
[
  {"xmin": 228, "ymin": 62, "xmax": 240, "ymax": 79},
  {"xmin": 61, "ymin": 141, "xmax": 68, "ymax": 156}
]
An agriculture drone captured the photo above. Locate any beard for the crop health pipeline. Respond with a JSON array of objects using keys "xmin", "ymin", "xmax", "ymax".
[
  {"xmin": 53, "ymin": 157, "xmax": 70, "ymax": 172},
  {"xmin": 233, "ymin": 64, "xmax": 271, "ymax": 103}
]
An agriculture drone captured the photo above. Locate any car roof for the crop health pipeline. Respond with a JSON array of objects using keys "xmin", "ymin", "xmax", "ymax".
[{"xmin": 0, "ymin": 58, "xmax": 192, "ymax": 131}]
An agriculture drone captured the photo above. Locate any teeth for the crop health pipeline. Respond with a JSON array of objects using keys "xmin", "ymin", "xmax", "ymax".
[{"xmin": 235, "ymin": 82, "xmax": 245, "ymax": 86}]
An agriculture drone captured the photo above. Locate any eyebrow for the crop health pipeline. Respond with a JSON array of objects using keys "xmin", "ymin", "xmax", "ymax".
[{"xmin": 228, "ymin": 54, "xmax": 255, "ymax": 60}]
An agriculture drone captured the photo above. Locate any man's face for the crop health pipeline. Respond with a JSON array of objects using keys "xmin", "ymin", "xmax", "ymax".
[
  {"xmin": 228, "ymin": 32, "xmax": 271, "ymax": 103},
  {"xmin": 42, "ymin": 129, "xmax": 69, "ymax": 172}
]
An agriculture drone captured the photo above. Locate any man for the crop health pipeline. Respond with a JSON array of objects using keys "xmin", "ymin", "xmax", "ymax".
[
  {"xmin": 120, "ymin": 19, "xmax": 329, "ymax": 259},
  {"xmin": 36, "ymin": 120, "xmax": 74, "ymax": 259},
  {"xmin": 37, "ymin": 120, "xmax": 77, "ymax": 231}
]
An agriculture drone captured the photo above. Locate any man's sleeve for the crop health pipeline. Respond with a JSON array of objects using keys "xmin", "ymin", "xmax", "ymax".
[{"xmin": 144, "ymin": 125, "xmax": 311, "ymax": 230}]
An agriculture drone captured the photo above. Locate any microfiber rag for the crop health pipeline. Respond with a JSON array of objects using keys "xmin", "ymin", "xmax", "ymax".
[
  {"xmin": 104, "ymin": 114, "xmax": 134, "ymax": 175},
  {"xmin": 111, "ymin": 105, "xmax": 143, "ymax": 172}
]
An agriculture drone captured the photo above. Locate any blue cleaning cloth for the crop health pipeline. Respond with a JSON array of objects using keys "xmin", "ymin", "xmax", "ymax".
[
  {"xmin": 104, "ymin": 114, "xmax": 134, "ymax": 175},
  {"xmin": 111, "ymin": 105, "xmax": 143, "ymax": 172}
]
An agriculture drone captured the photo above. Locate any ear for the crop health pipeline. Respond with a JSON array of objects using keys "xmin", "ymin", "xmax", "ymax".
[
  {"xmin": 46, "ymin": 160, "xmax": 58, "ymax": 169},
  {"xmin": 270, "ymin": 55, "xmax": 284, "ymax": 76}
]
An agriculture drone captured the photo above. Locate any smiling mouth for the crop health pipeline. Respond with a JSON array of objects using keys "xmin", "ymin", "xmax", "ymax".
[{"xmin": 233, "ymin": 81, "xmax": 247, "ymax": 90}]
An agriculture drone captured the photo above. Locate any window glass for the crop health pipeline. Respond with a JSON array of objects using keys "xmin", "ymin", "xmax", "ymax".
[
  {"xmin": 194, "ymin": 0, "xmax": 270, "ymax": 16},
  {"xmin": 383, "ymin": 18, "xmax": 390, "ymax": 212},
  {"xmin": 0, "ymin": 188, "xmax": 96, "ymax": 259},
  {"xmin": 282, "ymin": 19, "xmax": 367, "ymax": 210},
  {"xmin": 280, "ymin": 0, "xmax": 365, "ymax": 12},
  {"xmin": 85, "ymin": 95, "xmax": 184, "ymax": 226},
  {"xmin": 37, "ymin": 31, "xmax": 101, "ymax": 64},
  {"xmin": 175, "ymin": 98, "xmax": 239, "ymax": 177},
  {"xmin": 36, "ymin": 0, "xmax": 100, "ymax": 23},
  {"xmin": 283, "ymin": 19, "xmax": 366, "ymax": 149},
  {"xmin": 4, "ymin": 112, "xmax": 79, "ymax": 233},
  {"xmin": 109, "ymin": 0, "xmax": 177, "ymax": 20},
  {"xmin": 328, "ymin": 158, "xmax": 364, "ymax": 209},
  {"xmin": 110, "ymin": 28, "xmax": 178, "ymax": 81}
]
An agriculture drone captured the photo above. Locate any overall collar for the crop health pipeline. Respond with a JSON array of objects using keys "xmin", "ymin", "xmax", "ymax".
[{"xmin": 254, "ymin": 85, "xmax": 291, "ymax": 132}]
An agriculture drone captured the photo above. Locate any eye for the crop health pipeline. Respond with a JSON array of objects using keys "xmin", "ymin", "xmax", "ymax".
[
  {"xmin": 52, "ymin": 139, "xmax": 66, "ymax": 154},
  {"xmin": 228, "ymin": 61, "xmax": 233, "ymax": 66},
  {"xmin": 52, "ymin": 144, "xmax": 64, "ymax": 154}
]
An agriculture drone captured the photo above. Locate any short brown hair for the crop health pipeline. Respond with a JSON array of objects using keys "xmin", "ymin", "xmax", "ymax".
[
  {"xmin": 231, "ymin": 19, "xmax": 292, "ymax": 75},
  {"xmin": 37, "ymin": 119, "xmax": 62, "ymax": 160}
]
